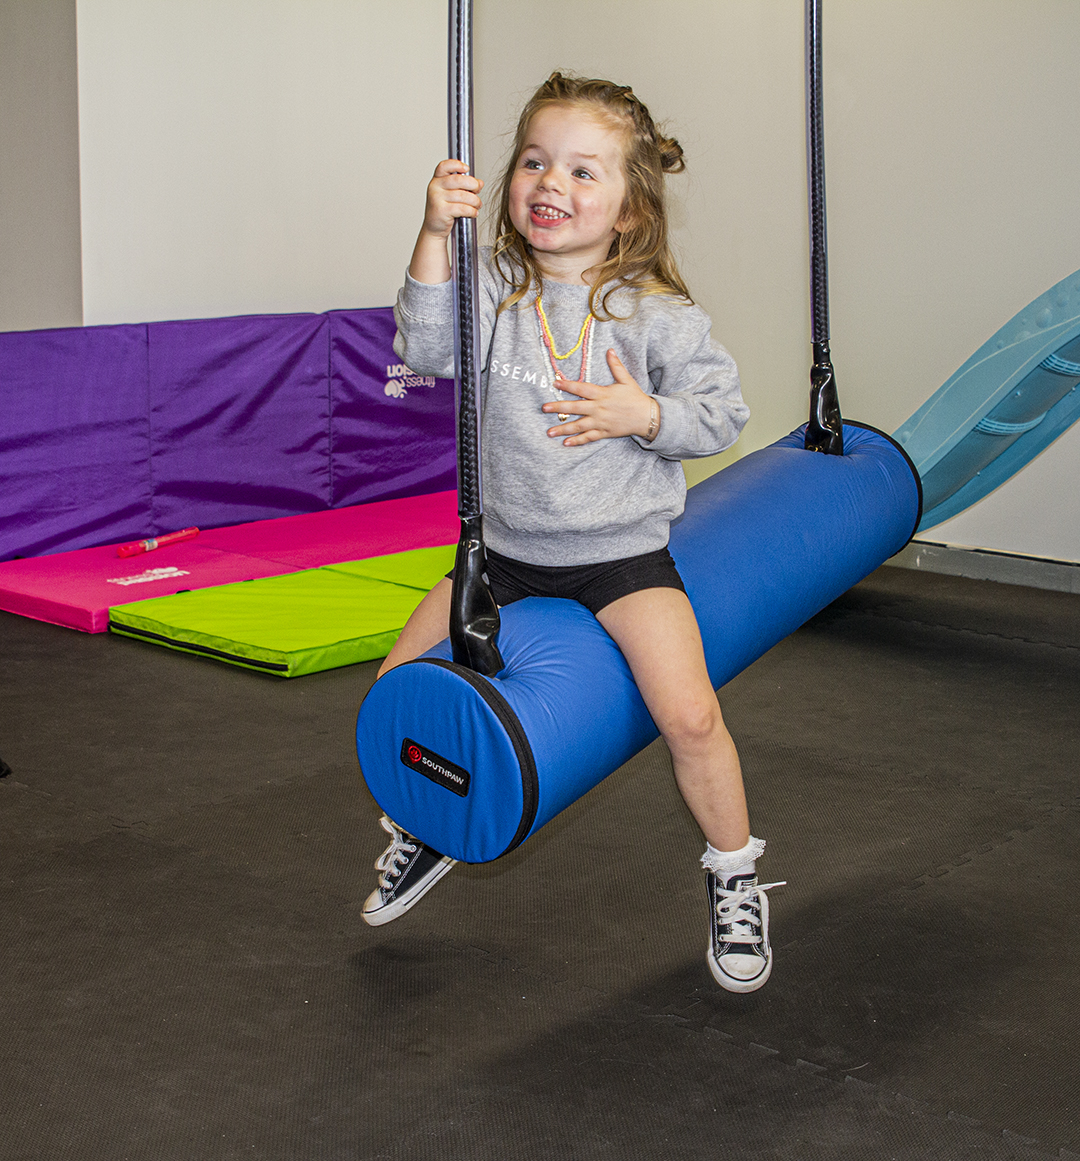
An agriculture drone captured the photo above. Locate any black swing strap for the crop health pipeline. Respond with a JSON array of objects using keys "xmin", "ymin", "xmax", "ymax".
[
  {"xmin": 447, "ymin": 0, "xmax": 504, "ymax": 675},
  {"xmin": 804, "ymin": 0, "xmax": 844, "ymax": 455}
]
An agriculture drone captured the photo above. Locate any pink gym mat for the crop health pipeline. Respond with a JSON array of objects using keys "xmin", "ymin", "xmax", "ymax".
[
  {"xmin": 0, "ymin": 545, "xmax": 289, "ymax": 634},
  {"xmin": 0, "ymin": 490, "xmax": 457, "ymax": 633},
  {"xmin": 196, "ymin": 490, "xmax": 458, "ymax": 569}
]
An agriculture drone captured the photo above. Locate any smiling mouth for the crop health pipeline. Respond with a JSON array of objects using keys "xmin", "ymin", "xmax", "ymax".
[{"xmin": 530, "ymin": 204, "xmax": 570, "ymax": 223}]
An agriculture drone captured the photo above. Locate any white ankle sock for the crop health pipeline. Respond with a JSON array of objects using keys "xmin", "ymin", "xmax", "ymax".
[{"xmin": 701, "ymin": 835, "xmax": 766, "ymax": 876}]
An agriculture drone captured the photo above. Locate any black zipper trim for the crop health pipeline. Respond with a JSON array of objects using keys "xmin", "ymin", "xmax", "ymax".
[
  {"xmin": 109, "ymin": 621, "xmax": 290, "ymax": 673},
  {"xmin": 400, "ymin": 657, "xmax": 538, "ymax": 857}
]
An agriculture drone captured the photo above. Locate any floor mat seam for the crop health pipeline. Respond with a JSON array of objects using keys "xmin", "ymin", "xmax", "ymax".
[
  {"xmin": 683, "ymin": 1022, "xmax": 1064, "ymax": 1160},
  {"xmin": 824, "ymin": 606, "xmax": 1080, "ymax": 654},
  {"xmin": 774, "ymin": 814, "xmax": 1043, "ymax": 962}
]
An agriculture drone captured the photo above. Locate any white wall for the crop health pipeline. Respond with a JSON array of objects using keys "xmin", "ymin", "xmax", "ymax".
[
  {"xmin": 76, "ymin": 0, "xmax": 447, "ymax": 321},
  {"xmin": 74, "ymin": 0, "xmax": 1080, "ymax": 561},
  {"xmin": 0, "ymin": 0, "xmax": 82, "ymax": 332}
]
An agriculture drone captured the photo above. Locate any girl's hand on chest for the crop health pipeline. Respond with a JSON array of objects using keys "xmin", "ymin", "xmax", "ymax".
[{"xmin": 541, "ymin": 349, "xmax": 655, "ymax": 447}]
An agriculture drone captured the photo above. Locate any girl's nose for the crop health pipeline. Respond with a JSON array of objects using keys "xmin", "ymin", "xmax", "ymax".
[{"xmin": 538, "ymin": 166, "xmax": 566, "ymax": 193}]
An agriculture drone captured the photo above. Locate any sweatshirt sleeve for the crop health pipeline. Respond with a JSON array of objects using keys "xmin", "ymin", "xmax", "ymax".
[
  {"xmin": 633, "ymin": 304, "xmax": 749, "ymax": 461},
  {"xmin": 392, "ymin": 271, "xmax": 456, "ymax": 378},
  {"xmin": 392, "ymin": 253, "xmax": 502, "ymax": 378}
]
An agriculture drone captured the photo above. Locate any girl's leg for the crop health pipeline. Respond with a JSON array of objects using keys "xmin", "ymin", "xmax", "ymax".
[
  {"xmin": 597, "ymin": 586, "xmax": 779, "ymax": 993},
  {"xmin": 363, "ymin": 577, "xmax": 456, "ymax": 927},
  {"xmin": 595, "ymin": 586, "xmax": 749, "ymax": 850},
  {"xmin": 376, "ymin": 577, "xmax": 453, "ymax": 679}
]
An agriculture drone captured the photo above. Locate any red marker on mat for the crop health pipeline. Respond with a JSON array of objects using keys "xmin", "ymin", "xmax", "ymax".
[{"xmin": 116, "ymin": 527, "xmax": 199, "ymax": 558}]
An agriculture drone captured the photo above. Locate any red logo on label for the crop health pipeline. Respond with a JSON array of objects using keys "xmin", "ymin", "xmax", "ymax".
[{"xmin": 407, "ymin": 744, "xmax": 422, "ymax": 764}]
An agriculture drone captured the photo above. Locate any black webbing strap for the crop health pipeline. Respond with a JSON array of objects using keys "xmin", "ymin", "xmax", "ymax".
[
  {"xmin": 804, "ymin": 0, "xmax": 844, "ymax": 455},
  {"xmin": 447, "ymin": 0, "xmax": 503, "ymax": 674}
]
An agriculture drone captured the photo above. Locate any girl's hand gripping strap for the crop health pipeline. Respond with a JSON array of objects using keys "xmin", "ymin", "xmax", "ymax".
[{"xmin": 448, "ymin": 0, "xmax": 503, "ymax": 675}]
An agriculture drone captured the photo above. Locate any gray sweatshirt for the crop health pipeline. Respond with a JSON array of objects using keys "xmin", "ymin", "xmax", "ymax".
[{"xmin": 393, "ymin": 250, "xmax": 748, "ymax": 566}]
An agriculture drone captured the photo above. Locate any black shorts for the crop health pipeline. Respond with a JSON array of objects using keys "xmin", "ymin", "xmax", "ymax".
[{"xmin": 448, "ymin": 546, "xmax": 686, "ymax": 616}]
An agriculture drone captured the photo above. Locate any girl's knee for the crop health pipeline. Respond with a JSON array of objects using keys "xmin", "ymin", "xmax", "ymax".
[{"xmin": 661, "ymin": 696, "xmax": 724, "ymax": 751}]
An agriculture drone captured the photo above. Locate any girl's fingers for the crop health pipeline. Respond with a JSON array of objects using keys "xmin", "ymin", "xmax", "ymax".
[
  {"xmin": 552, "ymin": 377, "xmax": 596, "ymax": 399},
  {"xmin": 542, "ymin": 398, "xmax": 592, "ymax": 414},
  {"xmin": 606, "ymin": 348, "xmax": 640, "ymax": 388},
  {"xmin": 544, "ymin": 364, "xmax": 645, "ymax": 442},
  {"xmin": 433, "ymin": 160, "xmax": 483, "ymax": 190},
  {"xmin": 562, "ymin": 429, "xmax": 604, "ymax": 446},
  {"xmin": 444, "ymin": 194, "xmax": 481, "ymax": 213},
  {"xmin": 439, "ymin": 176, "xmax": 482, "ymax": 194},
  {"xmin": 546, "ymin": 414, "xmax": 587, "ymax": 435},
  {"xmin": 547, "ymin": 419, "xmax": 603, "ymax": 440},
  {"xmin": 426, "ymin": 188, "xmax": 482, "ymax": 230}
]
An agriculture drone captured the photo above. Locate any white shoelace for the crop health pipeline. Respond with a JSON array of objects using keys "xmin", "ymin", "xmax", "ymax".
[
  {"xmin": 714, "ymin": 881, "xmax": 786, "ymax": 945},
  {"xmin": 374, "ymin": 815, "xmax": 418, "ymax": 889}
]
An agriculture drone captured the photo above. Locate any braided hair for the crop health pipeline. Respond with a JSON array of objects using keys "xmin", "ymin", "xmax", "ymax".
[{"xmin": 492, "ymin": 72, "xmax": 692, "ymax": 320}]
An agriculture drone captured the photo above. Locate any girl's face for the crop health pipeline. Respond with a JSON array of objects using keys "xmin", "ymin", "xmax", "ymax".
[{"xmin": 508, "ymin": 104, "xmax": 630, "ymax": 282}]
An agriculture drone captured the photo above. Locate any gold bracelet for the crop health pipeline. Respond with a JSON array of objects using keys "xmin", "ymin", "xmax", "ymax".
[{"xmin": 646, "ymin": 398, "xmax": 660, "ymax": 441}]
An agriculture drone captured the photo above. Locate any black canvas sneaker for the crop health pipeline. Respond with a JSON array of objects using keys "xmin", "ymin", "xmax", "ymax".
[
  {"xmin": 706, "ymin": 871, "xmax": 785, "ymax": 992},
  {"xmin": 361, "ymin": 815, "xmax": 456, "ymax": 926}
]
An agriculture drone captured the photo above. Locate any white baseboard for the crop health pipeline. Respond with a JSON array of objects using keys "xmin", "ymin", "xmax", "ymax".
[{"xmin": 886, "ymin": 540, "xmax": 1080, "ymax": 595}]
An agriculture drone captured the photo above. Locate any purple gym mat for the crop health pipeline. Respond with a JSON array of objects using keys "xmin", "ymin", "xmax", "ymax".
[
  {"xmin": 329, "ymin": 309, "xmax": 456, "ymax": 507},
  {"xmin": 148, "ymin": 313, "xmax": 332, "ymax": 530},
  {"xmin": 1, "ymin": 308, "xmax": 456, "ymax": 562},
  {"xmin": 0, "ymin": 324, "xmax": 152, "ymax": 559}
]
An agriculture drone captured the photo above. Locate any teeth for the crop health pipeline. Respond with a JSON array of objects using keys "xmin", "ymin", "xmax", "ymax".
[{"xmin": 533, "ymin": 205, "xmax": 569, "ymax": 220}]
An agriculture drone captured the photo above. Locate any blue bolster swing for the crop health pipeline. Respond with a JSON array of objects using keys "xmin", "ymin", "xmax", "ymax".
[
  {"xmin": 356, "ymin": 422, "xmax": 921, "ymax": 864},
  {"xmin": 355, "ymin": 1, "xmax": 921, "ymax": 864}
]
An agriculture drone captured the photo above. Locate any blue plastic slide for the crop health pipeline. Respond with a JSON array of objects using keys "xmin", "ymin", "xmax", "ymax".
[{"xmin": 896, "ymin": 267, "xmax": 1080, "ymax": 530}]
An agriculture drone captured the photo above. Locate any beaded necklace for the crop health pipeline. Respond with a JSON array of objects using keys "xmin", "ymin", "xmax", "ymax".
[{"xmin": 534, "ymin": 296, "xmax": 595, "ymax": 421}]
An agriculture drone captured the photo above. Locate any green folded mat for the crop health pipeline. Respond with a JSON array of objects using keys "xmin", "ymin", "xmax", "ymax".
[
  {"xmin": 109, "ymin": 544, "xmax": 456, "ymax": 677},
  {"xmin": 325, "ymin": 543, "xmax": 457, "ymax": 590}
]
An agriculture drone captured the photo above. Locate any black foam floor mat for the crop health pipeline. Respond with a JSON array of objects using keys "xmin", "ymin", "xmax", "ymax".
[{"xmin": 2, "ymin": 565, "xmax": 1078, "ymax": 1160}]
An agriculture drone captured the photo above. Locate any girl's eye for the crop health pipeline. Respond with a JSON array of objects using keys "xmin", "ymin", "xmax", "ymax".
[
  {"xmin": 573, "ymin": 168, "xmax": 594, "ymax": 180},
  {"xmin": 523, "ymin": 158, "xmax": 543, "ymax": 171}
]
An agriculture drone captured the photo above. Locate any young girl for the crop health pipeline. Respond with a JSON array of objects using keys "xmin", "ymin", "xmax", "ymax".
[{"xmin": 362, "ymin": 73, "xmax": 782, "ymax": 993}]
